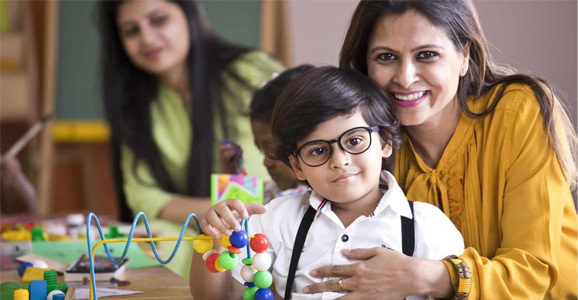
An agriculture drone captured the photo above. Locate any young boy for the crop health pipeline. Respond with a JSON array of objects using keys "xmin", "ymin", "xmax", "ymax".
[
  {"xmin": 190, "ymin": 67, "xmax": 464, "ymax": 299},
  {"xmin": 219, "ymin": 65, "xmax": 313, "ymax": 202}
]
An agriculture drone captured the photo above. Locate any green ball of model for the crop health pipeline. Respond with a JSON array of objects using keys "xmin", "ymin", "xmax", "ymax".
[
  {"xmin": 254, "ymin": 271, "xmax": 272, "ymax": 289},
  {"xmin": 243, "ymin": 286, "xmax": 259, "ymax": 300},
  {"xmin": 218, "ymin": 251, "xmax": 238, "ymax": 270}
]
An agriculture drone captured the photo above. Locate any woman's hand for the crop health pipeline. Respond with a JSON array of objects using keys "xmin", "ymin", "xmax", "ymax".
[
  {"xmin": 303, "ymin": 247, "xmax": 452, "ymax": 299},
  {"xmin": 199, "ymin": 198, "xmax": 266, "ymax": 239},
  {"xmin": 219, "ymin": 141, "xmax": 243, "ymax": 174}
]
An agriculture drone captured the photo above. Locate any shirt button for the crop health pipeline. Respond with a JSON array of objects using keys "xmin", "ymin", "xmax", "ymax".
[{"xmin": 341, "ymin": 234, "xmax": 349, "ymax": 242}]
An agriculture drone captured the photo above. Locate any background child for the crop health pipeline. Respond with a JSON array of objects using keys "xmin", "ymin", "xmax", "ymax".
[
  {"xmin": 190, "ymin": 67, "xmax": 464, "ymax": 300},
  {"xmin": 220, "ymin": 65, "xmax": 314, "ymax": 203}
]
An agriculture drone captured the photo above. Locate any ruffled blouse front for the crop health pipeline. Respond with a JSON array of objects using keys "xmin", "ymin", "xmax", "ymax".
[{"xmin": 394, "ymin": 83, "xmax": 577, "ymax": 299}]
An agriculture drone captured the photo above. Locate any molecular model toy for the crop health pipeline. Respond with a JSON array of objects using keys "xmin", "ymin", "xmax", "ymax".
[
  {"xmin": 86, "ymin": 212, "xmax": 272, "ymax": 300},
  {"xmin": 195, "ymin": 221, "xmax": 273, "ymax": 300}
]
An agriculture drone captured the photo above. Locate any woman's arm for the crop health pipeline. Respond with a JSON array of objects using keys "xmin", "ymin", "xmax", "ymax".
[
  {"xmin": 304, "ymin": 202, "xmax": 464, "ymax": 299},
  {"xmin": 120, "ymin": 144, "xmax": 212, "ymax": 222},
  {"xmin": 158, "ymin": 196, "xmax": 212, "ymax": 223},
  {"xmin": 455, "ymin": 86, "xmax": 576, "ymax": 298},
  {"xmin": 304, "ymin": 248, "xmax": 454, "ymax": 299}
]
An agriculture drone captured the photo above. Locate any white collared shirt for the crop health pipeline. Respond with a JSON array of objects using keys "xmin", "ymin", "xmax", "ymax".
[{"xmin": 232, "ymin": 171, "xmax": 464, "ymax": 299}]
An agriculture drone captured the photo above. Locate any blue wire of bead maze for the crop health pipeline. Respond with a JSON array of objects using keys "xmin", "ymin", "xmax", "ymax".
[{"xmin": 86, "ymin": 212, "xmax": 252, "ymax": 300}]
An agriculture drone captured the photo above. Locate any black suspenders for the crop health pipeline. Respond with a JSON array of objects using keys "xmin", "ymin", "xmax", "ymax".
[
  {"xmin": 401, "ymin": 200, "xmax": 415, "ymax": 257},
  {"xmin": 284, "ymin": 200, "xmax": 415, "ymax": 300}
]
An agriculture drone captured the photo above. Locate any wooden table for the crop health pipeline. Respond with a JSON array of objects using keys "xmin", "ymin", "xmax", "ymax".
[{"xmin": 1, "ymin": 266, "xmax": 193, "ymax": 299}]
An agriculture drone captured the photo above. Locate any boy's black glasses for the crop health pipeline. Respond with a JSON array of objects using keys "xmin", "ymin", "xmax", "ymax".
[{"xmin": 292, "ymin": 126, "xmax": 380, "ymax": 167}]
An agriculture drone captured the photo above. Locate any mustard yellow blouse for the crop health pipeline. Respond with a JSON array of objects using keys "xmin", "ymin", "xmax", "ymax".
[{"xmin": 395, "ymin": 83, "xmax": 577, "ymax": 299}]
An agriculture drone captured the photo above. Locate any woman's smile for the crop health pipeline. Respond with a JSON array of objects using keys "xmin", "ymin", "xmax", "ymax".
[{"xmin": 389, "ymin": 90, "xmax": 429, "ymax": 108}]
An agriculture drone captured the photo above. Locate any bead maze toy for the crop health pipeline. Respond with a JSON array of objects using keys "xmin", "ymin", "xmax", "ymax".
[{"xmin": 86, "ymin": 212, "xmax": 272, "ymax": 300}]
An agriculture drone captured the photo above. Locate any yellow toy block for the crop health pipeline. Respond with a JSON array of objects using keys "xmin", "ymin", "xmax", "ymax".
[{"xmin": 22, "ymin": 267, "xmax": 48, "ymax": 283}]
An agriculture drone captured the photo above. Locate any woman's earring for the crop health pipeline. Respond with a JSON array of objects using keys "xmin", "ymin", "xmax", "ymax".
[{"xmin": 461, "ymin": 67, "xmax": 468, "ymax": 76}]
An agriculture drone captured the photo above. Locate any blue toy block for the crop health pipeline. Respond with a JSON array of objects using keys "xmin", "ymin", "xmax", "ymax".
[{"xmin": 28, "ymin": 280, "xmax": 47, "ymax": 300}]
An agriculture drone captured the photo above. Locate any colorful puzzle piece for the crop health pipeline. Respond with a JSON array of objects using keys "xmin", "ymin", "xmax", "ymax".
[{"xmin": 211, "ymin": 174, "xmax": 264, "ymax": 206}]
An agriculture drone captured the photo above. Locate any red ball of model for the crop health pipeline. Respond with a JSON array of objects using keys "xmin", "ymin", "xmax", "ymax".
[
  {"xmin": 250, "ymin": 234, "xmax": 269, "ymax": 253},
  {"xmin": 206, "ymin": 253, "xmax": 221, "ymax": 273}
]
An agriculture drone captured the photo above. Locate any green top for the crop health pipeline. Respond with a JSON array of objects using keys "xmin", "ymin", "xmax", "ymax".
[{"xmin": 120, "ymin": 51, "xmax": 284, "ymax": 278}]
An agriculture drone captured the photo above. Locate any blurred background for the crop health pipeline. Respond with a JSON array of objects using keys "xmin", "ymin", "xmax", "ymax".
[{"xmin": 0, "ymin": 0, "xmax": 576, "ymax": 218}]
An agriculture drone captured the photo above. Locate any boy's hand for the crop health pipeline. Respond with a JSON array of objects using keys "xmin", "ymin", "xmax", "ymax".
[{"xmin": 200, "ymin": 198, "xmax": 266, "ymax": 239}]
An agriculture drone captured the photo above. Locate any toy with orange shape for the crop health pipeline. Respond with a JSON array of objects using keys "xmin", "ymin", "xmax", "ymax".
[
  {"xmin": 193, "ymin": 220, "xmax": 273, "ymax": 300},
  {"xmin": 85, "ymin": 212, "xmax": 270, "ymax": 300}
]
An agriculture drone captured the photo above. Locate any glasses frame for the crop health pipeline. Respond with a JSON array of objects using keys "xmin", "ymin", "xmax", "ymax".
[{"xmin": 292, "ymin": 125, "xmax": 380, "ymax": 167}]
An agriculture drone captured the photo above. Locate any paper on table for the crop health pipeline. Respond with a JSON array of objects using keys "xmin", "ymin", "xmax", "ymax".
[
  {"xmin": 31, "ymin": 241, "xmax": 158, "ymax": 268},
  {"xmin": 75, "ymin": 288, "xmax": 142, "ymax": 299}
]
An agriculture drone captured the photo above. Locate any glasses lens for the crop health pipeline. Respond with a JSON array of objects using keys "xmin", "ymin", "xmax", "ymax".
[
  {"xmin": 299, "ymin": 142, "xmax": 331, "ymax": 166},
  {"xmin": 340, "ymin": 127, "xmax": 372, "ymax": 154}
]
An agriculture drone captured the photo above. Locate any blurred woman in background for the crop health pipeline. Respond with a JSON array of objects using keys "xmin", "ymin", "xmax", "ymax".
[{"xmin": 96, "ymin": 0, "xmax": 283, "ymax": 278}]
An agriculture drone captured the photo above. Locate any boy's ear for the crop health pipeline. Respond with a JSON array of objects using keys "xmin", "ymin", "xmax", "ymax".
[
  {"xmin": 289, "ymin": 155, "xmax": 307, "ymax": 181},
  {"xmin": 381, "ymin": 141, "xmax": 393, "ymax": 159}
]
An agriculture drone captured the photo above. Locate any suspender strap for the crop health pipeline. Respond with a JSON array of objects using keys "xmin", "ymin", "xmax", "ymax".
[
  {"xmin": 285, "ymin": 200, "xmax": 415, "ymax": 299},
  {"xmin": 401, "ymin": 200, "xmax": 415, "ymax": 256},
  {"xmin": 284, "ymin": 205, "xmax": 316, "ymax": 300}
]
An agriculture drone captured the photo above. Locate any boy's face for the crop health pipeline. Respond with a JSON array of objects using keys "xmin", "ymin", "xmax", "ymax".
[
  {"xmin": 251, "ymin": 121, "xmax": 300, "ymax": 191},
  {"xmin": 289, "ymin": 111, "xmax": 392, "ymax": 207}
]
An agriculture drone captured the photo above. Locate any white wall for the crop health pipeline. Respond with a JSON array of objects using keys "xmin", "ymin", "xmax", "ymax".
[{"xmin": 288, "ymin": 0, "xmax": 359, "ymax": 67}]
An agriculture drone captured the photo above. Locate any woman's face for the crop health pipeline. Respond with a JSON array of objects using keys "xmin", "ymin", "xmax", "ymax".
[
  {"xmin": 251, "ymin": 120, "xmax": 300, "ymax": 191},
  {"xmin": 117, "ymin": 0, "xmax": 190, "ymax": 76},
  {"xmin": 366, "ymin": 10, "xmax": 469, "ymax": 129}
]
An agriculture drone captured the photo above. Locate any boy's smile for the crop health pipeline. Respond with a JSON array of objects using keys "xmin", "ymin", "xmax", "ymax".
[
  {"xmin": 332, "ymin": 172, "xmax": 359, "ymax": 183},
  {"xmin": 289, "ymin": 110, "xmax": 392, "ymax": 220}
]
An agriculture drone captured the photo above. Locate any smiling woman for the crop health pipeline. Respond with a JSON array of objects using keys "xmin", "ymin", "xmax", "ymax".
[
  {"xmin": 116, "ymin": 0, "xmax": 191, "ymax": 85},
  {"xmin": 96, "ymin": 0, "xmax": 283, "ymax": 278},
  {"xmin": 299, "ymin": 0, "xmax": 578, "ymax": 299}
]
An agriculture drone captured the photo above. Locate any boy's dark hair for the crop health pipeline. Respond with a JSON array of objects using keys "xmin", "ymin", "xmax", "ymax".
[
  {"xmin": 250, "ymin": 64, "xmax": 314, "ymax": 124},
  {"xmin": 271, "ymin": 66, "xmax": 402, "ymax": 171}
]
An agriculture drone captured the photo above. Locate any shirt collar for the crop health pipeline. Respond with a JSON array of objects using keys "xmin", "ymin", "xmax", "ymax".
[
  {"xmin": 308, "ymin": 170, "xmax": 413, "ymax": 219},
  {"xmin": 375, "ymin": 171, "xmax": 413, "ymax": 219}
]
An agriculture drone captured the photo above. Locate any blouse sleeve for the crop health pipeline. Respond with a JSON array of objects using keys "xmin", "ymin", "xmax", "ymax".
[
  {"xmin": 120, "ymin": 143, "xmax": 174, "ymax": 219},
  {"xmin": 219, "ymin": 51, "xmax": 285, "ymax": 180},
  {"xmin": 460, "ymin": 86, "xmax": 572, "ymax": 298}
]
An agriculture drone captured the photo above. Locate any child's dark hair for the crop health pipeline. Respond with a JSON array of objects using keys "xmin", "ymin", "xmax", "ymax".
[
  {"xmin": 250, "ymin": 64, "xmax": 315, "ymax": 124},
  {"xmin": 271, "ymin": 66, "xmax": 402, "ymax": 171}
]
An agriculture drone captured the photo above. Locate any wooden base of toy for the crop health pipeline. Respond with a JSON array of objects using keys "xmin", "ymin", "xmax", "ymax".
[{"xmin": 65, "ymin": 286, "xmax": 75, "ymax": 300}]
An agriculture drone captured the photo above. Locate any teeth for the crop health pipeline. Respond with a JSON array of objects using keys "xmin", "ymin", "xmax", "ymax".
[{"xmin": 393, "ymin": 91, "xmax": 426, "ymax": 101}]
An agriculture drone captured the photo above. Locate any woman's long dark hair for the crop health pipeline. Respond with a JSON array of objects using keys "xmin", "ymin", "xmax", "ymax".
[
  {"xmin": 97, "ymin": 0, "xmax": 253, "ymax": 197},
  {"xmin": 340, "ymin": 0, "xmax": 577, "ymax": 188}
]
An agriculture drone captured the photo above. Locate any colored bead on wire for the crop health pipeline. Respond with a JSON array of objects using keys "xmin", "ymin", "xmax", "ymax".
[{"xmin": 193, "ymin": 224, "xmax": 272, "ymax": 300}]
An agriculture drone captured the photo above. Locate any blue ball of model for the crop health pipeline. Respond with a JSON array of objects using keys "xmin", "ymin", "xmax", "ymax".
[
  {"xmin": 229, "ymin": 230, "xmax": 249, "ymax": 248},
  {"xmin": 254, "ymin": 288, "xmax": 274, "ymax": 300}
]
